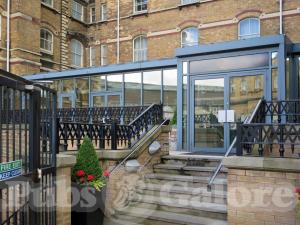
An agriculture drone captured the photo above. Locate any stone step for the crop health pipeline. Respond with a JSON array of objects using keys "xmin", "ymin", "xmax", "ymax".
[
  {"xmin": 161, "ymin": 155, "xmax": 223, "ymax": 167},
  {"xmin": 153, "ymin": 164, "xmax": 227, "ymax": 177},
  {"xmin": 117, "ymin": 206, "xmax": 227, "ymax": 225},
  {"xmin": 110, "ymin": 214, "xmax": 177, "ymax": 225},
  {"xmin": 130, "ymin": 194, "xmax": 227, "ymax": 215},
  {"xmin": 135, "ymin": 183, "xmax": 227, "ymax": 204},
  {"xmin": 145, "ymin": 173, "xmax": 227, "ymax": 185}
]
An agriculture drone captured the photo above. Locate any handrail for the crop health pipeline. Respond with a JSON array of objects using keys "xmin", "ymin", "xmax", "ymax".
[
  {"xmin": 129, "ymin": 103, "xmax": 155, "ymax": 126},
  {"xmin": 207, "ymin": 98, "xmax": 264, "ymax": 191},
  {"xmin": 109, "ymin": 119, "xmax": 169, "ymax": 175}
]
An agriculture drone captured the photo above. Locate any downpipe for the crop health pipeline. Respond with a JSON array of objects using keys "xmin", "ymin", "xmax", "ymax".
[{"xmin": 6, "ymin": 0, "xmax": 11, "ymax": 72}]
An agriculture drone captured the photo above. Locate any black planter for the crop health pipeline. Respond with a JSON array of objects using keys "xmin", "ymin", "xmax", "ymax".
[{"xmin": 71, "ymin": 184, "xmax": 106, "ymax": 225}]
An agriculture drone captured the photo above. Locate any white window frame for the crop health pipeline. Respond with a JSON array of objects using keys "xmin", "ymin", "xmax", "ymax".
[
  {"xmin": 181, "ymin": 0, "xmax": 199, "ymax": 5},
  {"xmin": 40, "ymin": 28, "xmax": 54, "ymax": 54},
  {"xmin": 90, "ymin": 6, "xmax": 96, "ymax": 23},
  {"xmin": 238, "ymin": 17, "xmax": 260, "ymax": 40},
  {"xmin": 71, "ymin": 39, "xmax": 83, "ymax": 67},
  {"xmin": 181, "ymin": 27, "xmax": 199, "ymax": 48},
  {"xmin": 41, "ymin": 0, "xmax": 53, "ymax": 8},
  {"xmin": 133, "ymin": 0, "xmax": 148, "ymax": 13},
  {"xmin": 89, "ymin": 46, "xmax": 96, "ymax": 66},
  {"xmin": 101, "ymin": 45, "xmax": 108, "ymax": 66},
  {"xmin": 101, "ymin": 4, "xmax": 107, "ymax": 21},
  {"xmin": 72, "ymin": 0, "xmax": 84, "ymax": 22},
  {"xmin": 133, "ymin": 36, "xmax": 147, "ymax": 62}
]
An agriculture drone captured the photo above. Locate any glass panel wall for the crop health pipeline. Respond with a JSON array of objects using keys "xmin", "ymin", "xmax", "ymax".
[
  {"xmin": 62, "ymin": 79, "xmax": 74, "ymax": 92},
  {"xmin": 163, "ymin": 69, "xmax": 177, "ymax": 119},
  {"xmin": 272, "ymin": 52, "xmax": 278, "ymax": 100},
  {"xmin": 143, "ymin": 71, "xmax": 161, "ymax": 105},
  {"xmin": 298, "ymin": 57, "xmax": 300, "ymax": 98},
  {"xmin": 91, "ymin": 76, "xmax": 106, "ymax": 92},
  {"xmin": 107, "ymin": 74, "xmax": 123, "ymax": 92},
  {"xmin": 124, "ymin": 72, "xmax": 142, "ymax": 106},
  {"xmin": 75, "ymin": 77, "xmax": 89, "ymax": 108},
  {"xmin": 46, "ymin": 68, "xmax": 177, "ymax": 108}
]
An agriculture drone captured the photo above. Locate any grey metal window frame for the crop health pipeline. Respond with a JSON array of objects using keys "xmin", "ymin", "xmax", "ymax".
[{"xmin": 176, "ymin": 35, "xmax": 287, "ymax": 151}]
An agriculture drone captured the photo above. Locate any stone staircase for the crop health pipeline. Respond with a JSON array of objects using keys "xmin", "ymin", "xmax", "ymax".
[{"xmin": 105, "ymin": 155, "xmax": 228, "ymax": 225}]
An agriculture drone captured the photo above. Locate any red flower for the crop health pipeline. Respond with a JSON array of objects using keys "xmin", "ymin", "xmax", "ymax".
[
  {"xmin": 103, "ymin": 170, "xmax": 110, "ymax": 178},
  {"xmin": 87, "ymin": 175, "xmax": 94, "ymax": 182},
  {"xmin": 296, "ymin": 188, "xmax": 300, "ymax": 194},
  {"xmin": 80, "ymin": 177, "xmax": 85, "ymax": 184},
  {"xmin": 76, "ymin": 170, "xmax": 85, "ymax": 177}
]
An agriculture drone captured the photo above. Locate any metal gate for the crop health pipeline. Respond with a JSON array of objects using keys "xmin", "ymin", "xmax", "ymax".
[{"xmin": 0, "ymin": 70, "xmax": 57, "ymax": 225}]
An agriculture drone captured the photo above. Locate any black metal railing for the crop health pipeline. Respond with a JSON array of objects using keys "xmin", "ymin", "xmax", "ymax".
[
  {"xmin": 57, "ymin": 105, "xmax": 149, "ymax": 124},
  {"xmin": 58, "ymin": 104, "xmax": 163, "ymax": 151},
  {"xmin": 237, "ymin": 99, "xmax": 300, "ymax": 158}
]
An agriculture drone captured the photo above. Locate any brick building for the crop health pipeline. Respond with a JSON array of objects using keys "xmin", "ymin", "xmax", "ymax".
[{"xmin": 0, "ymin": 0, "xmax": 300, "ymax": 75}]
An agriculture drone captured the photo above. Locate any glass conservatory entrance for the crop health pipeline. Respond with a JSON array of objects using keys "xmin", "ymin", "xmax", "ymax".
[{"xmin": 190, "ymin": 70, "xmax": 266, "ymax": 153}]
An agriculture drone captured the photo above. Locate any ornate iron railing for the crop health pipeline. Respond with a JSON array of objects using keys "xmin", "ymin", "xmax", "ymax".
[
  {"xmin": 58, "ymin": 104, "xmax": 164, "ymax": 151},
  {"xmin": 237, "ymin": 123, "xmax": 300, "ymax": 157},
  {"xmin": 57, "ymin": 106, "xmax": 148, "ymax": 124},
  {"xmin": 237, "ymin": 99, "xmax": 300, "ymax": 158}
]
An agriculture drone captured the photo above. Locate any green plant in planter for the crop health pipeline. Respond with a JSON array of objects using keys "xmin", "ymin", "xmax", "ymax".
[
  {"xmin": 72, "ymin": 137, "xmax": 109, "ymax": 191},
  {"xmin": 171, "ymin": 108, "xmax": 177, "ymax": 125}
]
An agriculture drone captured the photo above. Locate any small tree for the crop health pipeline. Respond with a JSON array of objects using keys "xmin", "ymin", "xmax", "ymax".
[
  {"xmin": 72, "ymin": 137, "xmax": 108, "ymax": 191},
  {"xmin": 171, "ymin": 108, "xmax": 177, "ymax": 125}
]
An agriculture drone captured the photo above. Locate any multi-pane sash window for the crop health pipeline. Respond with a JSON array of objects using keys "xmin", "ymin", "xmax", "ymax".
[
  {"xmin": 72, "ymin": 1, "xmax": 84, "ymax": 21},
  {"xmin": 90, "ymin": 6, "xmax": 96, "ymax": 23},
  {"xmin": 181, "ymin": 0, "xmax": 199, "ymax": 5},
  {"xmin": 101, "ymin": 4, "xmax": 107, "ymax": 21},
  {"xmin": 42, "ymin": 0, "xmax": 53, "ymax": 7},
  {"xmin": 90, "ymin": 46, "xmax": 96, "ymax": 66},
  {"xmin": 181, "ymin": 27, "xmax": 199, "ymax": 47},
  {"xmin": 134, "ymin": 0, "xmax": 148, "ymax": 13},
  {"xmin": 101, "ymin": 45, "xmax": 108, "ymax": 66},
  {"xmin": 239, "ymin": 18, "xmax": 260, "ymax": 39},
  {"xmin": 133, "ymin": 36, "xmax": 147, "ymax": 62},
  {"xmin": 40, "ymin": 29, "xmax": 53, "ymax": 53},
  {"xmin": 71, "ymin": 39, "xmax": 83, "ymax": 67}
]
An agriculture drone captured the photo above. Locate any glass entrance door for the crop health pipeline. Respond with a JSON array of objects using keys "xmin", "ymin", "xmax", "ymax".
[
  {"xmin": 191, "ymin": 78, "xmax": 225, "ymax": 152},
  {"xmin": 190, "ymin": 71, "xmax": 267, "ymax": 153},
  {"xmin": 229, "ymin": 73, "xmax": 265, "ymax": 143}
]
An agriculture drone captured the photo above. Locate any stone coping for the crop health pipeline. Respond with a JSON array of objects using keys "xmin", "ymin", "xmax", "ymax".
[
  {"xmin": 57, "ymin": 154, "xmax": 76, "ymax": 168},
  {"xmin": 223, "ymin": 156, "xmax": 300, "ymax": 172}
]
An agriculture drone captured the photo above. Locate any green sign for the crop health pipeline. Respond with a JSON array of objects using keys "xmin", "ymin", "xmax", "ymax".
[{"xmin": 0, "ymin": 160, "xmax": 22, "ymax": 181}]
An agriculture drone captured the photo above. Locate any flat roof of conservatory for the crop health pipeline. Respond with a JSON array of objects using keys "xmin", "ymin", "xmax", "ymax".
[
  {"xmin": 25, "ymin": 58, "xmax": 177, "ymax": 81},
  {"xmin": 176, "ymin": 35, "xmax": 285, "ymax": 58}
]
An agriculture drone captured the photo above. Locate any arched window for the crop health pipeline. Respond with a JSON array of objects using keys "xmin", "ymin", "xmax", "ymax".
[
  {"xmin": 71, "ymin": 39, "xmax": 83, "ymax": 67},
  {"xmin": 238, "ymin": 18, "xmax": 260, "ymax": 40},
  {"xmin": 181, "ymin": 27, "xmax": 199, "ymax": 47},
  {"xmin": 133, "ymin": 36, "xmax": 147, "ymax": 62},
  {"xmin": 40, "ymin": 29, "xmax": 53, "ymax": 53}
]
